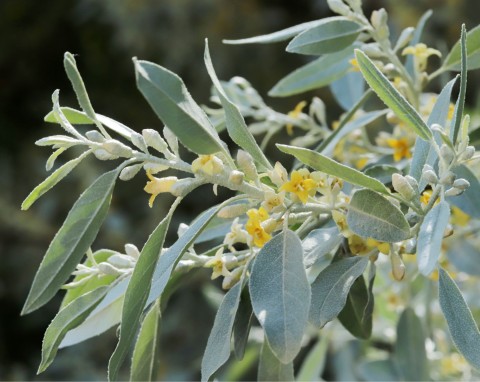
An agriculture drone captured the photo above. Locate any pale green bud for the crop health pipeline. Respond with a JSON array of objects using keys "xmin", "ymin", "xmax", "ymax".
[
  {"xmin": 361, "ymin": 43, "xmax": 385, "ymax": 58},
  {"xmin": 124, "ymin": 243, "xmax": 140, "ymax": 259},
  {"xmin": 440, "ymin": 171, "xmax": 456, "ymax": 186},
  {"xmin": 229, "ymin": 170, "xmax": 245, "ymax": 186},
  {"xmin": 142, "ymin": 129, "xmax": 168, "ymax": 153},
  {"xmin": 394, "ymin": 27, "xmax": 415, "ymax": 51},
  {"xmin": 119, "ymin": 163, "xmax": 143, "ymax": 181},
  {"xmin": 452, "ymin": 178, "xmax": 470, "ymax": 190},
  {"xmin": 93, "ymin": 148, "xmax": 118, "ymax": 161},
  {"xmin": 440, "ymin": 144, "xmax": 454, "ymax": 165},
  {"xmin": 131, "ymin": 132, "xmax": 148, "ymax": 152},
  {"xmin": 85, "ymin": 130, "xmax": 105, "ymax": 143},
  {"xmin": 460, "ymin": 146, "xmax": 475, "ymax": 161},
  {"xmin": 327, "ymin": 0, "xmax": 351, "ymax": 15},
  {"xmin": 222, "ymin": 267, "xmax": 243, "ymax": 290},
  {"xmin": 108, "ymin": 254, "xmax": 136, "ymax": 269},
  {"xmin": 218, "ymin": 203, "xmax": 250, "ymax": 219},
  {"xmin": 170, "ymin": 178, "xmax": 202, "ymax": 197},
  {"xmin": 445, "ymin": 187, "xmax": 463, "ymax": 197},
  {"xmin": 97, "ymin": 262, "xmax": 121, "ymax": 276},
  {"xmin": 390, "ymin": 251, "xmax": 405, "ymax": 281},
  {"xmin": 236, "ymin": 150, "xmax": 258, "ymax": 180},
  {"xmin": 371, "ymin": 9, "xmax": 389, "ymax": 41},
  {"xmin": 102, "ymin": 140, "xmax": 134, "ymax": 158},
  {"xmin": 392, "ymin": 173, "xmax": 416, "ymax": 200}
]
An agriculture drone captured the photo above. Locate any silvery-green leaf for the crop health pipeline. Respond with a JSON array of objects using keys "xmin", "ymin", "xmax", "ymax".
[
  {"xmin": 96, "ymin": 114, "xmax": 136, "ymax": 140},
  {"xmin": 21, "ymin": 151, "xmax": 90, "ymax": 210},
  {"xmin": 130, "ymin": 299, "xmax": 161, "ymax": 382},
  {"xmin": 36, "ymin": 135, "xmax": 83, "ymax": 146},
  {"xmin": 201, "ymin": 281, "xmax": 243, "ymax": 382},
  {"xmin": 108, "ymin": 198, "xmax": 179, "ymax": 381},
  {"xmin": 447, "ymin": 165, "xmax": 480, "ymax": 218},
  {"xmin": 296, "ymin": 335, "xmax": 329, "ymax": 382},
  {"xmin": 355, "ymin": 49, "xmax": 432, "ymax": 141},
  {"xmin": 286, "ymin": 17, "xmax": 363, "ymax": 55},
  {"xmin": 443, "ymin": 24, "xmax": 480, "ymax": 71},
  {"xmin": 233, "ymin": 290, "xmax": 253, "ymax": 360},
  {"xmin": 269, "ymin": 47, "xmax": 353, "ymax": 97},
  {"xmin": 393, "ymin": 307, "xmax": 430, "ymax": 381},
  {"xmin": 450, "ymin": 25, "xmax": 467, "ymax": 145},
  {"xmin": 302, "ymin": 226, "xmax": 342, "ymax": 268},
  {"xmin": 278, "ymin": 145, "xmax": 390, "ymax": 194},
  {"xmin": 22, "ymin": 168, "xmax": 120, "ymax": 314},
  {"xmin": 134, "ymin": 59, "xmax": 228, "ymax": 156},
  {"xmin": 223, "ymin": 19, "xmax": 328, "ymax": 45},
  {"xmin": 309, "ymin": 256, "xmax": 369, "ymax": 328},
  {"xmin": 38, "ymin": 286, "xmax": 110, "ymax": 373},
  {"xmin": 417, "ymin": 201, "xmax": 450, "ymax": 276},
  {"xmin": 330, "ymin": 70, "xmax": 365, "ymax": 110},
  {"xmin": 405, "ymin": 10, "xmax": 433, "ymax": 77},
  {"xmin": 44, "ymin": 107, "xmax": 94, "ymax": 125},
  {"xmin": 357, "ymin": 359, "xmax": 401, "ymax": 382},
  {"xmin": 204, "ymin": 41, "xmax": 271, "ymax": 171},
  {"xmin": 439, "ymin": 268, "xmax": 480, "ymax": 369},
  {"xmin": 347, "ymin": 189, "xmax": 410, "ymax": 243},
  {"xmin": 447, "ymin": 240, "xmax": 480, "ymax": 276},
  {"xmin": 258, "ymin": 340, "xmax": 294, "ymax": 381},
  {"xmin": 249, "ymin": 230, "xmax": 310, "ymax": 364},
  {"xmin": 410, "ymin": 77, "xmax": 457, "ymax": 186}
]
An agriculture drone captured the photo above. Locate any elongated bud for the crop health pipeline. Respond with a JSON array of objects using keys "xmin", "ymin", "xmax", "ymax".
[
  {"xmin": 86, "ymin": 130, "xmax": 105, "ymax": 143},
  {"xmin": 445, "ymin": 187, "xmax": 464, "ymax": 197},
  {"xmin": 142, "ymin": 129, "xmax": 168, "ymax": 153},
  {"xmin": 163, "ymin": 127, "xmax": 179, "ymax": 156},
  {"xmin": 108, "ymin": 254, "xmax": 136, "ymax": 269},
  {"xmin": 371, "ymin": 9, "xmax": 389, "ymax": 41},
  {"xmin": 222, "ymin": 267, "xmax": 243, "ymax": 290},
  {"xmin": 124, "ymin": 243, "xmax": 140, "ymax": 259},
  {"xmin": 97, "ymin": 262, "xmax": 122, "ymax": 276},
  {"xmin": 362, "ymin": 43, "xmax": 385, "ymax": 58},
  {"xmin": 394, "ymin": 27, "xmax": 415, "ymax": 51},
  {"xmin": 392, "ymin": 173, "xmax": 416, "ymax": 200},
  {"xmin": 218, "ymin": 203, "xmax": 250, "ymax": 219},
  {"xmin": 390, "ymin": 252, "xmax": 405, "ymax": 281},
  {"xmin": 120, "ymin": 163, "xmax": 143, "ymax": 181},
  {"xmin": 327, "ymin": 0, "xmax": 351, "ymax": 15},
  {"xmin": 170, "ymin": 178, "xmax": 201, "ymax": 197},
  {"xmin": 131, "ymin": 132, "xmax": 148, "ymax": 152},
  {"xmin": 421, "ymin": 166, "xmax": 438, "ymax": 184},
  {"xmin": 102, "ymin": 140, "xmax": 134, "ymax": 158},
  {"xmin": 237, "ymin": 150, "xmax": 258, "ymax": 180},
  {"xmin": 440, "ymin": 171, "xmax": 456, "ymax": 186},
  {"xmin": 440, "ymin": 144, "xmax": 454, "ymax": 165},
  {"xmin": 453, "ymin": 178, "xmax": 470, "ymax": 190},
  {"xmin": 404, "ymin": 175, "xmax": 419, "ymax": 194},
  {"xmin": 460, "ymin": 146, "xmax": 475, "ymax": 161},
  {"xmin": 93, "ymin": 148, "xmax": 118, "ymax": 161},
  {"xmin": 229, "ymin": 170, "xmax": 245, "ymax": 186}
]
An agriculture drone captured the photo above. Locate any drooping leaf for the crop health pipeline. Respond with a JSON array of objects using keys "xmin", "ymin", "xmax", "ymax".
[
  {"xmin": 22, "ymin": 168, "xmax": 120, "ymax": 315},
  {"xmin": 447, "ymin": 165, "xmax": 480, "ymax": 219},
  {"xmin": 309, "ymin": 256, "xmax": 369, "ymax": 329},
  {"xmin": 439, "ymin": 268, "xmax": 480, "ymax": 369},
  {"xmin": 296, "ymin": 335, "xmax": 329, "ymax": 382},
  {"xmin": 44, "ymin": 107, "xmax": 94, "ymax": 125},
  {"xmin": 204, "ymin": 41, "xmax": 271, "ymax": 170},
  {"xmin": 223, "ymin": 19, "xmax": 328, "ymax": 45},
  {"xmin": 302, "ymin": 226, "xmax": 342, "ymax": 268},
  {"xmin": 286, "ymin": 17, "xmax": 363, "ymax": 55},
  {"xmin": 347, "ymin": 189, "xmax": 410, "ymax": 243},
  {"xmin": 277, "ymin": 145, "xmax": 390, "ymax": 194},
  {"xmin": 233, "ymin": 289, "xmax": 253, "ymax": 360},
  {"xmin": 443, "ymin": 24, "xmax": 480, "ymax": 71},
  {"xmin": 355, "ymin": 49, "xmax": 432, "ymax": 141},
  {"xmin": 392, "ymin": 307, "xmax": 430, "ymax": 381},
  {"xmin": 21, "ymin": 151, "xmax": 90, "ymax": 210},
  {"xmin": 269, "ymin": 47, "xmax": 353, "ymax": 97},
  {"xmin": 134, "ymin": 59, "xmax": 228, "ymax": 156},
  {"xmin": 417, "ymin": 201, "xmax": 450, "ymax": 276},
  {"xmin": 249, "ymin": 230, "xmax": 310, "ymax": 364},
  {"xmin": 130, "ymin": 299, "xmax": 161, "ymax": 382},
  {"xmin": 38, "ymin": 286, "xmax": 110, "ymax": 373},
  {"xmin": 258, "ymin": 339, "xmax": 294, "ymax": 381},
  {"xmin": 108, "ymin": 198, "xmax": 180, "ymax": 381},
  {"xmin": 201, "ymin": 280, "xmax": 243, "ymax": 382},
  {"xmin": 330, "ymin": 70, "xmax": 365, "ymax": 110},
  {"xmin": 450, "ymin": 25, "xmax": 467, "ymax": 145}
]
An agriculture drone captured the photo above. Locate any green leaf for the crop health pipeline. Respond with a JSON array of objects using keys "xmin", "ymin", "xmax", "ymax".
[
  {"xmin": 330, "ymin": 70, "xmax": 365, "ymax": 110},
  {"xmin": 347, "ymin": 189, "xmax": 410, "ymax": 242},
  {"xmin": 309, "ymin": 256, "xmax": 368, "ymax": 329},
  {"xmin": 258, "ymin": 339, "xmax": 294, "ymax": 381},
  {"xmin": 147, "ymin": 196, "xmax": 247, "ymax": 306},
  {"xmin": 134, "ymin": 59, "xmax": 228, "ymax": 156},
  {"xmin": 201, "ymin": 280, "xmax": 243, "ymax": 382},
  {"xmin": 287, "ymin": 17, "xmax": 363, "ymax": 55},
  {"xmin": 108, "ymin": 198, "xmax": 179, "ymax": 381},
  {"xmin": 38, "ymin": 286, "xmax": 110, "ymax": 373},
  {"xmin": 223, "ymin": 19, "xmax": 328, "ymax": 45},
  {"xmin": 130, "ymin": 299, "xmax": 161, "ymax": 382},
  {"xmin": 405, "ymin": 10, "xmax": 433, "ymax": 77},
  {"xmin": 22, "ymin": 168, "xmax": 120, "ymax": 315},
  {"xmin": 447, "ymin": 239, "xmax": 480, "ymax": 276},
  {"xmin": 269, "ymin": 47, "xmax": 353, "ymax": 97},
  {"xmin": 364, "ymin": 164, "xmax": 398, "ymax": 184},
  {"xmin": 233, "ymin": 289, "xmax": 253, "ymax": 360},
  {"xmin": 357, "ymin": 359, "xmax": 401, "ymax": 381},
  {"xmin": 21, "ymin": 151, "xmax": 90, "ymax": 210},
  {"xmin": 204, "ymin": 41, "xmax": 272, "ymax": 170},
  {"xmin": 338, "ymin": 262, "xmax": 375, "ymax": 339},
  {"xmin": 450, "ymin": 25, "xmax": 467, "ymax": 145},
  {"xmin": 277, "ymin": 145, "xmax": 390, "ymax": 194},
  {"xmin": 64, "ymin": 52, "xmax": 98, "ymax": 121},
  {"xmin": 249, "ymin": 230, "xmax": 310, "ymax": 364},
  {"xmin": 410, "ymin": 77, "xmax": 457, "ymax": 186},
  {"xmin": 355, "ymin": 49, "xmax": 432, "ymax": 141},
  {"xmin": 439, "ymin": 268, "xmax": 480, "ymax": 369},
  {"xmin": 302, "ymin": 226, "xmax": 342, "ymax": 268},
  {"xmin": 296, "ymin": 335, "xmax": 329, "ymax": 382},
  {"xmin": 447, "ymin": 165, "xmax": 480, "ymax": 219},
  {"xmin": 417, "ymin": 201, "xmax": 450, "ymax": 276},
  {"xmin": 443, "ymin": 24, "xmax": 480, "ymax": 71},
  {"xmin": 392, "ymin": 307, "xmax": 430, "ymax": 381},
  {"xmin": 44, "ymin": 107, "xmax": 94, "ymax": 124},
  {"xmin": 60, "ymin": 278, "xmax": 127, "ymax": 347}
]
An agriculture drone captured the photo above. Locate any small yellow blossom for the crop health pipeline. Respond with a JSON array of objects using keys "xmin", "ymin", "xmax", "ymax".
[
  {"xmin": 402, "ymin": 43, "xmax": 441, "ymax": 72},
  {"xmin": 224, "ymin": 218, "xmax": 249, "ymax": 251},
  {"xmin": 347, "ymin": 235, "xmax": 390, "ymax": 255},
  {"xmin": 366, "ymin": 238, "xmax": 390, "ymax": 254},
  {"xmin": 447, "ymin": 103, "xmax": 455, "ymax": 120},
  {"xmin": 191, "ymin": 154, "xmax": 223, "ymax": 176},
  {"xmin": 451, "ymin": 206, "xmax": 470, "ymax": 226},
  {"xmin": 332, "ymin": 210, "xmax": 353, "ymax": 238},
  {"xmin": 280, "ymin": 170, "xmax": 317, "ymax": 204},
  {"xmin": 349, "ymin": 58, "xmax": 360, "ymax": 72},
  {"xmin": 261, "ymin": 190, "xmax": 285, "ymax": 212},
  {"xmin": 286, "ymin": 101, "xmax": 307, "ymax": 135},
  {"xmin": 246, "ymin": 207, "xmax": 271, "ymax": 247},
  {"xmin": 420, "ymin": 189, "xmax": 440, "ymax": 206},
  {"xmin": 386, "ymin": 137, "xmax": 412, "ymax": 161},
  {"xmin": 204, "ymin": 248, "xmax": 231, "ymax": 280},
  {"xmin": 268, "ymin": 162, "xmax": 289, "ymax": 187},
  {"xmin": 144, "ymin": 171, "xmax": 178, "ymax": 207}
]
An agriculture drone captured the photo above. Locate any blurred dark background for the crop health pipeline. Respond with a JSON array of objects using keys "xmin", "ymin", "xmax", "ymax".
[{"xmin": 0, "ymin": 0, "xmax": 477, "ymax": 380}]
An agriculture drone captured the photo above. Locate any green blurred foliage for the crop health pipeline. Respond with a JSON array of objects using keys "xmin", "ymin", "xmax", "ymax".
[{"xmin": 0, "ymin": 0, "xmax": 477, "ymax": 380}]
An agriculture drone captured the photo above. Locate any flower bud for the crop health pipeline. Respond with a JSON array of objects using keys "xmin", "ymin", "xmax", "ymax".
[
  {"xmin": 236, "ymin": 150, "xmax": 258, "ymax": 180},
  {"xmin": 371, "ymin": 9, "xmax": 389, "ymax": 41},
  {"xmin": 142, "ymin": 129, "xmax": 168, "ymax": 153},
  {"xmin": 445, "ymin": 187, "xmax": 463, "ymax": 197},
  {"xmin": 97, "ymin": 262, "xmax": 121, "ymax": 276},
  {"xmin": 218, "ymin": 203, "xmax": 250, "ymax": 219},
  {"xmin": 222, "ymin": 267, "xmax": 243, "ymax": 290},
  {"xmin": 170, "ymin": 178, "xmax": 201, "ymax": 197},
  {"xmin": 394, "ymin": 27, "xmax": 415, "ymax": 51},
  {"xmin": 440, "ymin": 171, "xmax": 456, "ymax": 186},
  {"xmin": 102, "ymin": 140, "xmax": 134, "ymax": 158},
  {"xmin": 440, "ymin": 144, "xmax": 454, "ymax": 165},
  {"xmin": 131, "ymin": 132, "xmax": 148, "ymax": 152},
  {"xmin": 327, "ymin": 0, "xmax": 351, "ymax": 15},
  {"xmin": 143, "ymin": 162, "xmax": 169, "ymax": 174},
  {"xmin": 390, "ymin": 252, "xmax": 405, "ymax": 281},
  {"xmin": 119, "ymin": 163, "xmax": 143, "ymax": 181},
  {"xmin": 444, "ymin": 224, "xmax": 454, "ymax": 238},
  {"xmin": 392, "ymin": 173, "xmax": 416, "ymax": 200},
  {"xmin": 361, "ymin": 43, "xmax": 385, "ymax": 58},
  {"xmin": 124, "ymin": 243, "xmax": 140, "ymax": 259},
  {"xmin": 229, "ymin": 170, "xmax": 245, "ymax": 186},
  {"xmin": 460, "ymin": 145, "xmax": 475, "ymax": 161},
  {"xmin": 86, "ymin": 130, "xmax": 105, "ymax": 143},
  {"xmin": 268, "ymin": 162, "xmax": 289, "ymax": 187},
  {"xmin": 108, "ymin": 254, "xmax": 136, "ymax": 269},
  {"xmin": 163, "ymin": 127, "xmax": 179, "ymax": 156},
  {"xmin": 93, "ymin": 148, "xmax": 118, "ymax": 161},
  {"xmin": 421, "ymin": 167, "xmax": 438, "ymax": 185},
  {"xmin": 452, "ymin": 178, "xmax": 470, "ymax": 190}
]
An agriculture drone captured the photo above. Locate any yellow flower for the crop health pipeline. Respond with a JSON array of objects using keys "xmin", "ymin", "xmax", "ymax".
[
  {"xmin": 261, "ymin": 190, "xmax": 285, "ymax": 212},
  {"xmin": 286, "ymin": 101, "xmax": 307, "ymax": 135},
  {"xmin": 246, "ymin": 207, "xmax": 271, "ymax": 247},
  {"xmin": 386, "ymin": 137, "xmax": 412, "ymax": 161},
  {"xmin": 420, "ymin": 189, "xmax": 440, "ymax": 206},
  {"xmin": 280, "ymin": 170, "xmax": 317, "ymax": 204},
  {"xmin": 349, "ymin": 58, "xmax": 360, "ymax": 72},
  {"xmin": 144, "ymin": 171, "xmax": 178, "ymax": 207},
  {"xmin": 402, "ymin": 43, "xmax": 441, "ymax": 72},
  {"xmin": 347, "ymin": 235, "xmax": 390, "ymax": 255},
  {"xmin": 191, "ymin": 154, "xmax": 223, "ymax": 176},
  {"xmin": 366, "ymin": 238, "xmax": 390, "ymax": 254},
  {"xmin": 447, "ymin": 103, "xmax": 455, "ymax": 120},
  {"xmin": 204, "ymin": 248, "xmax": 231, "ymax": 280}
]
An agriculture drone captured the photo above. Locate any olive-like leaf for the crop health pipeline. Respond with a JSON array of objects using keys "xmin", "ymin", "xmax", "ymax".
[
  {"xmin": 443, "ymin": 24, "xmax": 480, "ymax": 71},
  {"xmin": 258, "ymin": 339, "xmax": 294, "ymax": 381}
]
